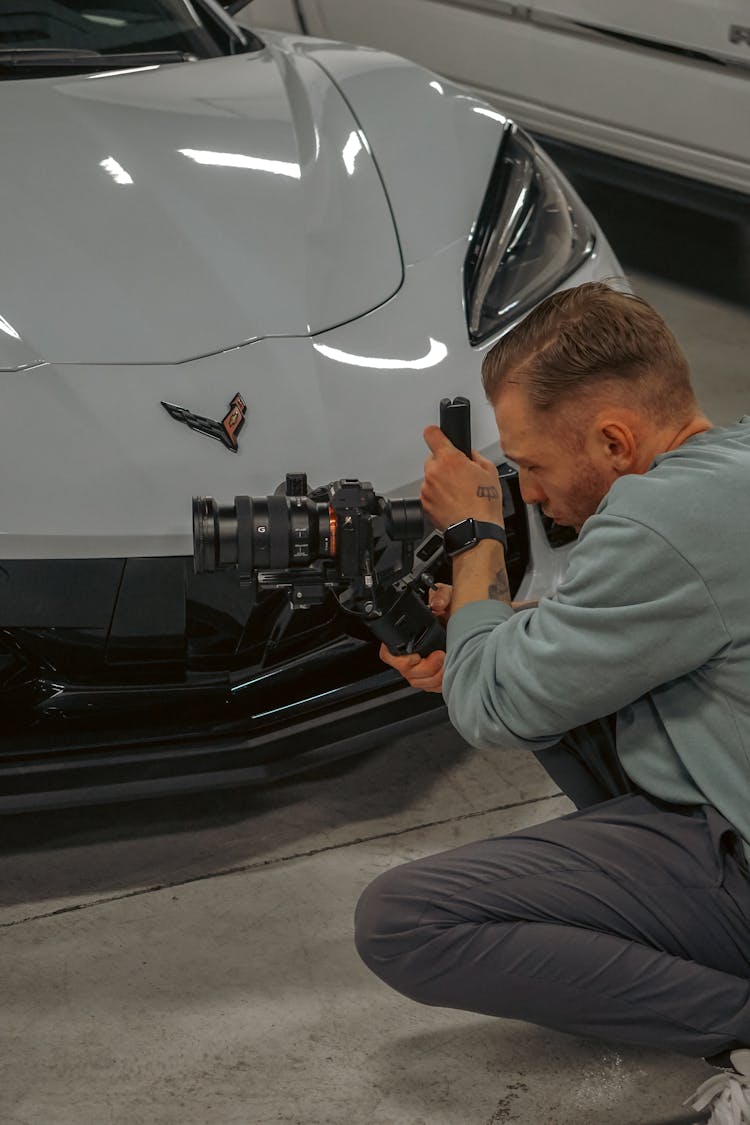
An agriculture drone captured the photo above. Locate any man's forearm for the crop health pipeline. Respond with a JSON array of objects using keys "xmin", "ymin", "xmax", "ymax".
[{"xmin": 450, "ymin": 541, "xmax": 510, "ymax": 615}]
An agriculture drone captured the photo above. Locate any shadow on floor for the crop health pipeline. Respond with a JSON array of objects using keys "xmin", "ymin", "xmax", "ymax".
[{"xmin": 0, "ymin": 720, "xmax": 485, "ymax": 907}]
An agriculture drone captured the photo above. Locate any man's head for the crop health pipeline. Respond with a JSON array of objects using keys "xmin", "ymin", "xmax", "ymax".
[{"xmin": 481, "ymin": 281, "xmax": 705, "ymax": 531}]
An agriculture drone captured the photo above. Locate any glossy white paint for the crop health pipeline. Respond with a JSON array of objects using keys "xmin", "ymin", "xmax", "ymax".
[
  {"xmin": 0, "ymin": 30, "xmax": 622, "ymax": 558},
  {"xmin": 293, "ymin": 38, "xmax": 508, "ymax": 265},
  {"xmin": 0, "ymin": 240, "xmax": 620, "ymax": 558},
  {"xmin": 260, "ymin": 0, "xmax": 750, "ymax": 197},
  {"xmin": 0, "ymin": 45, "xmax": 402, "ymax": 365}
]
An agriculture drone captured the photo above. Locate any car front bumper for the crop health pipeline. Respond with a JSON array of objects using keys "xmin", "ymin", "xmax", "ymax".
[{"xmin": 2, "ymin": 654, "xmax": 446, "ymax": 812}]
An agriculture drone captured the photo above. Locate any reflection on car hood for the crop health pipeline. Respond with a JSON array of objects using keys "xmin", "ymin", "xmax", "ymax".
[{"xmin": 0, "ymin": 46, "xmax": 403, "ymax": 366}]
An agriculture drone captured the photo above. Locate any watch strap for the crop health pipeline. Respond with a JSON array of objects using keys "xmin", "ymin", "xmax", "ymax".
[
  {"xmin": 443, "ymin": 518, "xmax": 508, "ymax": 557},
  {"xmin": 471, "ymin": 520, "xmax": 508, "ymax": 550}
]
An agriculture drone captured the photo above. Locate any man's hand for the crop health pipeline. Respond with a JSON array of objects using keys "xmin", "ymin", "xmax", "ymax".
[
  {"xmin": 428, "ymin": 582, "xmax": 452, "ymax": 622},
  {"xmin": 421, "ymin": 425, "xmax": 504, "ymax": 531},
  {"xmin": 378, "ymin": 583, "xmax": 452, "ymax": 693},
  {"xmin": 379, "ymin": 645, "xmax": 445, "ymax": 693},
  {"xmin": 379, "ymin": 585, "xmax": 537, "ymax": 693}
]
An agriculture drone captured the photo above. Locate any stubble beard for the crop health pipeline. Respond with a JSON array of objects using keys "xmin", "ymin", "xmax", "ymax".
[{"xmin": 558, "ymin": 457, "xmax": 614, "ymax": 533}]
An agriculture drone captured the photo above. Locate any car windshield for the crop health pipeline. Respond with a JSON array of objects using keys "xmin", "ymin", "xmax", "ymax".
[{"xmin": 0, "ymin": 0, "xmax": 247, "ymax": 64}]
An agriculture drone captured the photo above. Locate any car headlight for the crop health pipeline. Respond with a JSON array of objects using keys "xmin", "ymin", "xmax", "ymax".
[{"xmin": 464, "ymin": 125, "xmax": 595, "ymax": 345}]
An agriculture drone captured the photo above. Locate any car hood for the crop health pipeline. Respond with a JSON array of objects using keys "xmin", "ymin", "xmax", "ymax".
[{"xmin": 0, "ymin": 46, "xmax": 403, "ymax": 367}]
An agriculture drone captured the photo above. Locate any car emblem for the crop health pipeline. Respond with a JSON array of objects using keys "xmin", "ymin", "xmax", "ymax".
[{"xmin": 160, "ymin": 393, "xmax": 247, "ymax": 453}]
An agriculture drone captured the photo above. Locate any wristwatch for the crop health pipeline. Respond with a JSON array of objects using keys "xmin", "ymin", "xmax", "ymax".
[{"xmin": 443, "ymin": 518, "xmax": 508, "ymax": 558}]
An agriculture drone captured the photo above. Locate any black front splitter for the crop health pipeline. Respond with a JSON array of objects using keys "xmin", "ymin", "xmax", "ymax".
[{"xmin": 1, "ymin": 679, "xmax": 446, "ymax": 813}]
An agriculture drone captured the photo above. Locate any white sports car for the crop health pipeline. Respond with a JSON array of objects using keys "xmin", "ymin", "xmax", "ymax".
[{"xmin": 0, "ymin": 0, "xmax": 621, "ymax": 809}]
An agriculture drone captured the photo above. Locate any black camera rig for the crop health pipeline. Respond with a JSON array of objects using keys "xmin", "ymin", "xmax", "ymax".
[{"xmin": 192, "ymin": 398, "xmax": 515, "ymax": 660}]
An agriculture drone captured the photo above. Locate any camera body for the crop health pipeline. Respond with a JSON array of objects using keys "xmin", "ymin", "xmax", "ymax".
[
  {"xmin": 193, "ymin": 472, "xmax": 447, "ymax": 658},
  {"xmin": 192, "ymin": 399, "xmax": 516, "ymax": 660}
]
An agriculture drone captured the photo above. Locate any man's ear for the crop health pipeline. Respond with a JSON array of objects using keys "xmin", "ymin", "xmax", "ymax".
[{"xmin": 597, "ymin": 417, "xmax": 638, "ymax": 473}]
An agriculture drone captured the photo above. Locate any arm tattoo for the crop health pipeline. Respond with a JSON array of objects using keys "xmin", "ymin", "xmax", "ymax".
[
  {"xmin": 476, "ymin": 485, "xmax": 499, "ymax": 499},
  {"xmin": 488, "ymin": 566, "xmax": 510, "ymax": 603}
]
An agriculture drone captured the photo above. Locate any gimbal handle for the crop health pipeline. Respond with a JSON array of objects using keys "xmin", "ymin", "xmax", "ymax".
[
  {"xmin": 374, "ymin": 397, "xmax": 473, "ymax": 656},
  {"xmin": 439, "ymin": 396, "xmax": 472, "ymax": 457}
]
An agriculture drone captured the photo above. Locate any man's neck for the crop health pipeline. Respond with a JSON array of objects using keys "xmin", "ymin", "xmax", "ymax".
[
  {"xmin": 639, "ymin": 413, "xmax": 713, "ymax": 469},
  {"xmin": 663, "ymin": 414, "xmax": 714, "ymax": 452}
]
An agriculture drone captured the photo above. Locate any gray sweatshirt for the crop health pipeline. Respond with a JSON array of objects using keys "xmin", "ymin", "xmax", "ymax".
[{"xmin": 443, "ymin": 418, "xmax": 750, "ymax": 852}]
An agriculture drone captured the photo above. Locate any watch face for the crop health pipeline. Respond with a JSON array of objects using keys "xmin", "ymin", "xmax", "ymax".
[{"xmin": 444, "ymin": 519, "xmax": 476, "ymax": 556}]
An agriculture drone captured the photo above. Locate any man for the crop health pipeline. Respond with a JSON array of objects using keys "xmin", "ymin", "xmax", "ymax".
[{"xmin": 355, "ymin": 282, "xmax": 750, "ymax": 1124}]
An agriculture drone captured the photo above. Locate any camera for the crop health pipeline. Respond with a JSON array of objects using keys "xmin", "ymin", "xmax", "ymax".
[{"xmin": 192, "ymin": 399, "xmax": 517, "ymax": 659}]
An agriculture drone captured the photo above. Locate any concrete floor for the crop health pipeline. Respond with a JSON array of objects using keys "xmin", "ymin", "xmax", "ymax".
[{"xmin": 2, "ymin": 195, "xmax": 749, "ymax": 1125}]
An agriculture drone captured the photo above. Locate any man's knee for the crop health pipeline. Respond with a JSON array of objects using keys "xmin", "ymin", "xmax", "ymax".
[
  {"xmin": 354, "ymin": 865, "xmax": 407, "ymax": 968},
  {"xmin": 354, "ymin": 862, "xmax": 431, "ymax": 992}
]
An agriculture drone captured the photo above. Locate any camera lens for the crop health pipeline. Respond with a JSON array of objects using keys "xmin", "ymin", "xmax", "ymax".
[
  {"xmin": 193, "ymin": 496, "xmax": 240, "ymax": 573},
  {"xmin": 192, "ymin": 494, "xmax": 335, "ymax": 576}
]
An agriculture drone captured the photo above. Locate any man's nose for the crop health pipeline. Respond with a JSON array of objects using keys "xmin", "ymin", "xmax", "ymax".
[{"xmin": 519, "ymin": 474, "xmax": 547, "ymax": 505}]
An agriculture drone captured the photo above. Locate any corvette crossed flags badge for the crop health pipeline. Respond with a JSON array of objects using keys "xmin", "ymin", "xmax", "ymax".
[{"xmin": 160, "ymin": 393, "xmax": 247, "ymax": 453}]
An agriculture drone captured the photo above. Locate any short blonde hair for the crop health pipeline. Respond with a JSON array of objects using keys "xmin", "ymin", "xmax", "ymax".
[{"xmin": 481, "ymin": 281, "xmax": 696, "ymax": 424}]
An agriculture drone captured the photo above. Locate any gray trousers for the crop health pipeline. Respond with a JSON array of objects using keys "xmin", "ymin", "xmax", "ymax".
[{"xmin": 354, "ymin": 719, "xmax": 750, "ymax": 1056}]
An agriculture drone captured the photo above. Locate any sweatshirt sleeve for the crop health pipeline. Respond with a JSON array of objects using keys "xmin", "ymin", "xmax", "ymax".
[{"xmin": 442, "ymin": 512, "xmax": 731, "ymax": 750}]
